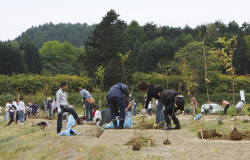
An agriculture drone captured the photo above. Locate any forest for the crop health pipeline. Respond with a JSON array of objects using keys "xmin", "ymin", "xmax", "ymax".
[{"xmin": 1, "ymin": 9, "xmax": 250, "ymax": 98}]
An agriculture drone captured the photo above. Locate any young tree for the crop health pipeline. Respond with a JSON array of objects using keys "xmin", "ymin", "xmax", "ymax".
[{"xmin": 215, "ymin": 36, "xmax": 238, "ymax": 103}]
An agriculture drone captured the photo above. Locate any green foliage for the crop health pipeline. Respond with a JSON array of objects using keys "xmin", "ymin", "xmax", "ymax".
[
  {"xmin": 94, "ymin": 66, "xmax": 106, "ymax": 90},
  {"xmin": 0, "ymin": 94, "xmax": 15, "ymax": 107},
  {"xmin": 40, "ymin": 41, "xmax": 83, "ymax": 75},
  {"xmin": 16, "ymin": 22, "xmax": 95, "ymax": 48},
  {"xmin": 0, "ymin": 74, "xmax": 91, "ymax": 95}
]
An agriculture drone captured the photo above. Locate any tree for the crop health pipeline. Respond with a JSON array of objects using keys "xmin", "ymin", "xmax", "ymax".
[
  {"xmin": 83, "ymin": 9, "xmax": 127, "ymax": 87},
  {"xmin": 39, "ymin": 41, "xmax": 81, "ymax": 75},
  {"xmin": 20, "ymin": 36, "xmax": 42, "ymax": 74},
  {"xmin": 215, "ymin": 36, "xmax": 238, "ymax": 103}
]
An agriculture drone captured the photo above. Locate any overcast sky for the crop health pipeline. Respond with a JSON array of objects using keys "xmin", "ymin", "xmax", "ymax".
[{"xmin": 1, "ymin": 0, "xmax": 249, "ymax": 41}]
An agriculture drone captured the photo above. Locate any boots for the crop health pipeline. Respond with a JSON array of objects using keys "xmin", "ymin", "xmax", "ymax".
[
  {"xmin": 119, "ymin": 119, "xmax": 125, "ymax": 129},
  {"xmin": 112, "ymin": 120, "xmax": 118, "ymax": 129},
  {"xmin": 171, "ymin": 124, "xmax": 181, "ymax": 130},
  {"xmin": 161, "ymin": 124, "xmax": 171, "ymax": 130}
]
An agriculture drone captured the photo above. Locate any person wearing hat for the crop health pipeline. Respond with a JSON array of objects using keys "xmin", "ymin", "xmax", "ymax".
[
  {"xmin": 107, "ymin": 83, "xmax": 129, "ymax": 129},
  {"xmin": 160, "ymin": 89, "xmax": 185, "ymax": 130}
]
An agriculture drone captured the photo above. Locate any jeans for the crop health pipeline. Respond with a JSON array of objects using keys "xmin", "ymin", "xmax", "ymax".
[
  {"xmin": 57, "ymin": 105, "xmax": 80, "ymax": 133},
  {"xmin": 85, "ymin": 100, "xmax": 93, "ymax": 122},
  {"xmin": 133, "ymin": 107, "xmax": 136, "ymax": 116},
  {"xmin": 148, "ymin": 108, "xmax": 152, "ymax": 116},
  {"xmin": 126, "ymin": 111, "xmax": 132, "ymax": 119},
  {"xmin": 224, "ymin": 104, "xmax": 230, "ymax": 115},
  {"xmin": 19, "ymin": 111, "xmax": 24, "ymax": 123},
  {"xmin": 109, "ymin": 97, "xmax": 126, "ymax": 120},
  {"xmin": 156, "ymin": 100, "xmax": 165, "ymax": 126}
]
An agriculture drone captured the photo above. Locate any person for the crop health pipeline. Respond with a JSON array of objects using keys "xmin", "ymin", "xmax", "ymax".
[
  {"xmin": 191, "ymin": 96, "xmax": 198, "ymax": 115},
  {"xmin": 79, "ymin": 88, "xmax": 94, "ymax": 122},
  {"xmin": 222, "ymin": 100, "xmax": 230, "ymax": 115},
  {"xmin": 13, "ymin": 99, "xmax": 18, "ymax": 123},
  {"xmin": 0, "ymin": 105, "xmax": 2, "ymax": 116},
  {"xmin": 56, "ymin": 82, "xmax": 83, "ymax": 134},
  {"xmin": 58, "ymin": 114, "xmax": 81, "ymax": 136},
  {"xmin": 47, "ymin": 97, "xmax": 53, "ymax": 118},
  {"xmin": 4, "ymin": 102, "xmax": 16, "ymax": 127},
  {"xmin": 3, "ymin": 100, "xmax": 11, "ymax": 121},
  {"xmin": 138, "ymin": 81, "xmax": 164, "ymax": 124},
  {"xmin": 93, "ymin": 106, "xmax": 102, "ymax": 122},
  {"xmin": 99, "ymin": 106, "xmax": 111, "ymax": 127},
  {"xmin": 30, "ymin": 102, "xmax": 39, "ymax": 116},
  {"xmin": 159, "ymin": 90, "xmax": 185, "ymax": 130},
  {"xmin": 18, "ymin": 97, "xmax": 25, "ymax": 124},
  {"xmin": 148, "ymin": 101, "xmax": 153, "ymax": 117},
  {"xmin": 124, "ymin": 94, "xmax": 133, "ymax": 119},
  {"xmin": 236, "ymin": 100, "xmax": 244, "ymax": 114},
  {"xmin": 107, "ymin": 83, "xmax": 129, "ymax": 129},
  {"xmin": 132, "ymin": 100, "xmax": 137, "ymax": 116},
  {"xmin": 24, "ymin": 104, "xmax": 31, "ymax": 121},
  {"xmin": 155, "ymin": 99, "xmax": 165, "ymax": 126}
]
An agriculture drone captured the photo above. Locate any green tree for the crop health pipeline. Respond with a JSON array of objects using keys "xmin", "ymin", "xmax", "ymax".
[
  {"xmin": 40, "ymin": 41, "xmax": 81, "ymax": 75},
  {"xmin": 84, "ymin": 9, "xmax": 126, "ymax": 87},
  {"xmin": 20, "ymin": 36, "xmax": 42, "ymax": 74}
]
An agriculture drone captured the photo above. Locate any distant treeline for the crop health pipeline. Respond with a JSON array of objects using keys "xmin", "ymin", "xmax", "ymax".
[{"xmin": 1, "ymin": 9, "xmax": 250, "ymax": 93}]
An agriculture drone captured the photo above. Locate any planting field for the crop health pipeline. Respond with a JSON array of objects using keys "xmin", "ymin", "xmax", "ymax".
[{"xmin": 1, "ymin": 114, "xmax": 250, "ymax": 160}]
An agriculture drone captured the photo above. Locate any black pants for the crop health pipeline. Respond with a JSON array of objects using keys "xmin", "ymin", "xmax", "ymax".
[
  {"xmin": 16, "ymin": 112, "xmax": 19, "ymax": 123},
  {"xmin": 163, "ymin": 97, "xmax": 185, "ymax": 126},
  {"xmin": 224, "ymin": 104, "xmax": 230, "ymax": 115},
  {"xmin": 57, "ymin": 105, "xmax": 80, "ymax": 133},
  {"xmin": 6, "ymin": 112, "xmax": 14, "ymax": 126},
  {"xmin": 109, "ymin": 97, "xmax": 126, "ymax": 120}
]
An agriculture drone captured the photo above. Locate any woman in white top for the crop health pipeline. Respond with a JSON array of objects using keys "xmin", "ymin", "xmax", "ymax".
[{"xmin": 18, "ymin": 97, "xmax": 25, "ymax": 124}]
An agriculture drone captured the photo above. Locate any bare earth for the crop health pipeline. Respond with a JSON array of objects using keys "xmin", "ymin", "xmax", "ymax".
[{"xmin": 1, "ymin": 115, "xmax": 250, "ymax": 160}]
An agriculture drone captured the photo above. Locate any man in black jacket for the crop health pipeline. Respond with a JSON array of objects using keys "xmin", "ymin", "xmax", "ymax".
[
  {"xmin": 160, "ymin": 90, "xmax": 185, "ymax": 130},
  {"xmin": 107, "ymin": 83, "xmax": 129, "ymax": 129}
]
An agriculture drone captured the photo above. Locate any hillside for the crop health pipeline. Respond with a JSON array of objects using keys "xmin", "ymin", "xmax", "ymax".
[{"xmin": 15, "ymin": 22, "xmax": 95, "ymax": 48}]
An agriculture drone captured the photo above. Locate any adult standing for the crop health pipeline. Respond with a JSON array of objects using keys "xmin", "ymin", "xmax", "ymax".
[
  {"xmin": 222, "ymin": 100, "xmax": 230, "ymax": 115},
  {"xmin": 160, "ymin": 90, "xmax": 185, "ymax": 130},
  {"xmin": 3, "ymin": 100, "xmax": 11, "ymax": 121},
  {"xmin": 132, "ymin": 100, "xmax": 137, "ymax": 116},
  {"xmin": 107, "ymin": 83, "xmax": 129, "ymax": 129},
  {"xmin": 56, "ymin": 82, "xmax": 83, "ymax": 134},
  {"xmin": 18, "ymin": 97, "xmax": 25, "ymax": 124},
  {"xmin": 79, "ymin": 88, "xmax": 94, "ymax": 122},
  {"xmin": 191, "ymin": 97, "xmax": 198, "ymax": 115},
  {"xmin": 155, "ymin": 99, "xmax": 165, "ymax": 126},
  {"xmin": 4, "ymin": 102, "xmax": 16, "ymax": 127}
]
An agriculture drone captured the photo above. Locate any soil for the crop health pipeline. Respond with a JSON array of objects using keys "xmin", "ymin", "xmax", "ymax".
[
  {"xmin": 163, "ymin": 139, "xmax": 171, "ymax": 145},
  {"xmin": 229, "ymin": 127, "xmax": 243, "ymax": 140},
  {"xmin": 198, "ymin": 129, "xmax": 223, "ymax": 139},
  {"xmin": 132, "ymin": 143, "xmax": 141, "ymax": 151},
  {"xmin": 125, "ymin": 136, "xmax": 156, "ymax": 147},
  {"xmin": 131, "ymin": 123, "xmax": 163, "ymax": 130}
]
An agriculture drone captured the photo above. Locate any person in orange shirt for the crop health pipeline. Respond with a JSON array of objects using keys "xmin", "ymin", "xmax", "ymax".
[{"xmin": 222, "ymin": 100, "xmax": 230, "ymax": 115}]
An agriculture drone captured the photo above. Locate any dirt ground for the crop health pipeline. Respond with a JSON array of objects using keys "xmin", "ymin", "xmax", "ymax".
[{"xmin": 2, "ymin": 115, "xmax": 250, "ymax": 160}]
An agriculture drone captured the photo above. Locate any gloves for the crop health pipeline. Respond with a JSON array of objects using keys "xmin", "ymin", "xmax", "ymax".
[{"xmin": 57, "ymin": 106, "xmax": 62, "ymax": 114}]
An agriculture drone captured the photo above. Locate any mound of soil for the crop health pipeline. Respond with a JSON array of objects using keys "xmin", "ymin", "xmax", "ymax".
[
  {"xmin": 132, "ymin": 143, "xmax": 141, "ymax": 151},
  {"xmin": 198, "ymin": 129, "xmax": 223, "ymax": 139},
  {"xmin": 133, "ymin": 123, "xmax": 162, "ymax": 130},
  {"xmin": 85, "ymin": 122, "xmax": 97, "ymax": 126},
  {"xmin": 125, "ymin": 136, "xmax": 156, "ymax": 147},
  {"xmin": 229, "ymin": 128, "xmax": 243, "ymax": 140},
  {"xmin": 163, "ymin": 139, "xmax": 171, "ymax": 145}
]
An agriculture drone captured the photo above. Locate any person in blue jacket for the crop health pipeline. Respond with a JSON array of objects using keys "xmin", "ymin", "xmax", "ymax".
[{"xmin": 107, "ymin": 83, "xmax": 129, "ymax": 129}]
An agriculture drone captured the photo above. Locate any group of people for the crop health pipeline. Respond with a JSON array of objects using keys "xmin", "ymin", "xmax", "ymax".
[{"xmin": 2, "ymin": 97, "xmax": 25, "ymax": 127}]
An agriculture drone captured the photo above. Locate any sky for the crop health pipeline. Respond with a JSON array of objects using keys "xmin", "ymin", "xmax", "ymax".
[{"xmin": 1, "ymin": 0, "xmax": 249, "ymax": 41}]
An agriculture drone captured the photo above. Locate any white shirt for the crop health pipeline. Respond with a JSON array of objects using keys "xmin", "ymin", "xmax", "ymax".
[
  {"xmin": 236, "ymin": 102, "xmax": 244, "ymax": 109},
  {"xmin": 18, "ymin": 101, "xmax": 25, "ymax": 111},
  {"xmin": 0, "ymin": 106, "xmax": 2, "ymax": 113},
  {"xmin": 94, "ymin": 110, "xmax": 102, "ymax": 121},
  {"xmin": 148, "ymin": 102, "xmax": 152, "ymax": 109},
  {"xmin": 156, "ymin": 100, "xmax": 158, "ymax": 106},
  {"xmin": 5, "ymin": 103, "xmax": 11, "ymax": 112}
]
